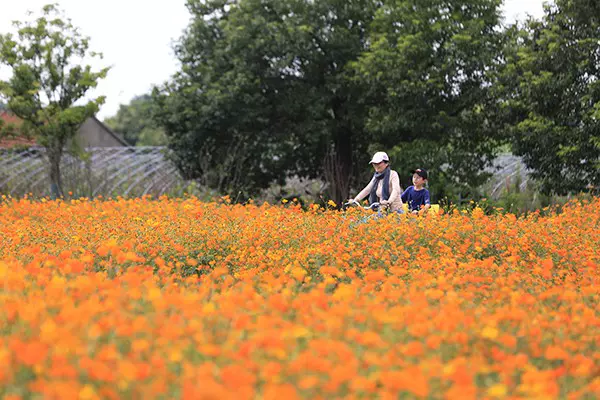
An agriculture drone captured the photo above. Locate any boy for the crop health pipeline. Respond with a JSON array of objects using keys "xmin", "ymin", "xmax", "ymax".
[{"xmin": 401, "ymin": 168, "xmax": 430, "ymax": 214}]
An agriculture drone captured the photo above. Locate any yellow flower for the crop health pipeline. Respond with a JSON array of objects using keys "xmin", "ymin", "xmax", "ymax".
[
  {"xmin": 333, "ymin": 284, "xmax": 354, "ymax": 301},
  {"xmin": 290, "ymin": 267, "xmax": 306, "ymax": 281},
  {"xmin": 169, "ymin": 348, "xmax": 183, "ymax": 363},
  {"xmin": 292, "ymin": 326, "xmax": 310, "ymax": 338},
  {"xmin": 487, "ymin": 383, "xmax": 508, "ymax": 398},
  {"xmin": 0, "ymin": 261, "xmax": 7, "ymax": 279},
  {"xmin": 79, "ymin": 385, "xmax": 98, "ymax": 400},
  {"xmin": 481, "ymin": 326, "xmax": 499, "ymax": 340},
  {"xmin": 40, "ymin": 319, "xmax": 57, "ymax": 342},
  {"xmin": 202, "ymin": 302, "xmax": 216, "ymax": 313},
  {"xmin": 148, "ymin": 287, "xmax": 161, "ymax": 301}
]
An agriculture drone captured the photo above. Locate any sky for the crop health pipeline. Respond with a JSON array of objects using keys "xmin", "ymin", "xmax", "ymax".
[{"xmin": 0, "ymin": 0, "xmax": 546, "ymax": 120}]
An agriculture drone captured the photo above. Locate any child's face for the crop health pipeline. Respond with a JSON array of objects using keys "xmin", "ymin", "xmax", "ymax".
[{"xmin": 412, "ymin": 173, "xmax": 426, "ymax": 187}]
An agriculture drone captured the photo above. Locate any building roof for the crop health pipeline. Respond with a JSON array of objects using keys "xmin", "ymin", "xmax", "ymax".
[
  {"xmin": 89, "ymin": 115, "xmax": 130, "ymax": 147},
  {"xmin": 0, "ymin": 111, "xmax": 131, "ymax": 148},
  {"xmin": 0, "ymin": 111, "xmax": 21, "ymax": 126},
  {"xmin": 0, "ymin": 111, "xmax": 34, "ymax": 149}
]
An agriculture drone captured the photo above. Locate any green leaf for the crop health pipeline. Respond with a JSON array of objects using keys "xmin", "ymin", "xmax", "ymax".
[{"xmin": 0, "ymin": 3, "xmax": 109, "ymax": 196}]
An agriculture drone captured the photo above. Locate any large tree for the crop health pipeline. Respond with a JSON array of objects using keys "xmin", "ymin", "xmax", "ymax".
[
  {"xmin": 0, "ymin": 4, "xmax": 108, "ymax": 197},
  {"xmin": 155, "ymin": 0, "xmax": 505, "ymax": 202},
  {"xmin": 154, "ymin": 0, "xmax": 378, "ymax": 200},
  {"xmin": 353, "ymin": 0, "xmax": 505, "ymax": 195},
  {"xmin": 494, "ymin": 0, "xmax": 600, "ymax": 194}
]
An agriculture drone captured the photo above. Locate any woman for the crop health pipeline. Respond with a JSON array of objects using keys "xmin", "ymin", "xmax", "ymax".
[{"xmin": 351, "ymin": 151, "xmax": 404, "ymax": 213}]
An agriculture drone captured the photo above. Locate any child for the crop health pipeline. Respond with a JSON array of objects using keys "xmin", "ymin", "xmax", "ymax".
[{"xmin": 401, "ymin": 168, "xmax": 430, "ymax": 214}]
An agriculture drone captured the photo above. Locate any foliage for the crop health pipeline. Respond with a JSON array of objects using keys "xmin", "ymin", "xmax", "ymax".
[
  {"xmin": 136, "ymin": 126, "xmax": 168, "ymax": 147},
  {"xmin": 103, "ymin": 94, "xmax": 167, "ymax": 146},
  {"xmin": 0, "ymin": 4, "xmax": 109, "ymax": 197},
  {"xmin": 478, "ymin": 179, "xmax": 598, "ymax": 217},
  {"xmin": 258, "ymin": 175, "xmax": 328, "ymax": 206},
  {"xmin": 493, "ymin": 0, "xmax": 600, "ymax": 194},
  {"xmin": 0, "ymin": 196, "xmax": 599, "ymax": 397},
  {"xmin": 353, "ymin": 0, "xmax": 505, "ymax": 190},
  {"xmin": 153, "ymin": 0, "xmax": 377, "ymax": 201},
  {"xmin": 384, "ymin": 139, "xmax": 492, "ymax": 204},
  {"xmin": 155, "ymin": 0, "xmax": 505, "ymax": 203}
]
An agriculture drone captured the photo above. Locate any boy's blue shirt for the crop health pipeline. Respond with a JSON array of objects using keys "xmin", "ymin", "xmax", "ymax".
[{"xmin": 401, "ymin": 186, "xmax": 430, "ymax": 212}]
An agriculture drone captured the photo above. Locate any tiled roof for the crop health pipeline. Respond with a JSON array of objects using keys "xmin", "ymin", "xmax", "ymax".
[
  {"xmin": 0, "ymin": 111, "xmax": 130, "ymax": 148},
  {"xmin": 0, "ymin": 111, "xmax": 32, "ymax": 148}
]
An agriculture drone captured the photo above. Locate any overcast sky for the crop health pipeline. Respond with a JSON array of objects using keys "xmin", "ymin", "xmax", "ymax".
[{"xmin": 0, "ymin": 0, "xmax": 546, "ymax": 120}]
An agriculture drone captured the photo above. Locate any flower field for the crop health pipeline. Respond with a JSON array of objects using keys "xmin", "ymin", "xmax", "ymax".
[{"xmin": 0, "ymin": 196, "xmax": 599, "ymax": 399}]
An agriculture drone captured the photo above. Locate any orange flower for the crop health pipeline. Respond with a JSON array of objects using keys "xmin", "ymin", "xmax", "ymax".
[
  {"xmin": 220, "ymin": 364, "xmax": 257, "ymax": 388},
  {"xmin": 545, "ymin": 345, "xmax": 570, "ymax": 360},
  {"xmin": 0, "ymin": 196, "xmax": 599, "ymax": 397},
  {"xmin": 13, "ymin": 340, "xmax": 48, "ymax": 367},
  {"xmin": 262, "ymin": 383, "xmax": 300, "ymax": 400}
]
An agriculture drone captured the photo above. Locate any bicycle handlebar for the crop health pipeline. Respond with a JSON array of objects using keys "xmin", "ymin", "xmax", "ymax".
[{"xmin": 343, "ymin": 200, "xmax": 381, "ymax": 210}]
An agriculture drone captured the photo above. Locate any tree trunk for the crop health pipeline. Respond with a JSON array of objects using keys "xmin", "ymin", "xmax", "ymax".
[
  {"xmin": 324, "ymin": 128, "xmax": 353, "ymax": 206},
  {"xmin": 324, "ymin": 96, "xmax": 354, "ymax": 206},
  {"xmin": 47, "ymin": 145, "xmax": 64, "ymax": 199}
]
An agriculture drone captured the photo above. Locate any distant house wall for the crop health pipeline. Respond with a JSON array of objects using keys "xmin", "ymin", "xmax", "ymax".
[{"xmin": 73, "ymin": 117, "xmax": 129, "ymax": 147}]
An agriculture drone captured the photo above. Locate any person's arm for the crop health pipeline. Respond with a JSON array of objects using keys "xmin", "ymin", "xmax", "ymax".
[
  {"xmin": 419, "ymin": 190, "xmax": 431, "ymax": 215},
  {"xmin": 353, "ymin": 178, "xmax": 375, "ymax": 203}
]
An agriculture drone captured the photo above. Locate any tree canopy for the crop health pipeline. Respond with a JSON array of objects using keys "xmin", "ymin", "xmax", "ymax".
[
  {"xmin": 0, "ymin": 4, "xmax": 109, "ymax": 197},
  {"xmin": 154, "ymin": 0, "xmax": 506, "ymax": 202},
  {"xmin": 104, "ymin": 94, "xmax": 167, "ymax": 146},
  {"xmin": 494, "ymin": 0, "xmax": 600, "ymax": 194}
]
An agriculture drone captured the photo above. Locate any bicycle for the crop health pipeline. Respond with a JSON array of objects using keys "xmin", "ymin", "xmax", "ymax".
[
  {"xmin": 341, "ymin": 200, "xmax": 386, "ymax": 227},
  {"xmin": 342, "ymin": 199, "xmax": 381, "ymax": 211}
]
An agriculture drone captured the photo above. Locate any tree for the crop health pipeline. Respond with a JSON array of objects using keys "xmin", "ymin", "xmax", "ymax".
[
  {"xmin": 104, "ymin": 94, "xmax": 167, "ymax": 146},
  {"xmin": 155, "ymin": 0, "xmax": 505, "ymax": 202},
  {"xmin": 0, "ymin": 4, "xmax": 108, "ymax": 197},
  {"xmin": 494, "ymin": 0, "xmax": 600, "ymax": 194},
  {"xmin": 154, "ymin": 0, "xmax": 378, "ymax": 201},
  {"xmin": 353, "ymin": 0, "xmax": 505, "ymax": 196}
]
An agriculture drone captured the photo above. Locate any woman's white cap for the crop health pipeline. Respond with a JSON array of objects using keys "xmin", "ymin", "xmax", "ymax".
[{"xmin": 369, "ymin": 151, "xmax": 389, "ymax": 164}]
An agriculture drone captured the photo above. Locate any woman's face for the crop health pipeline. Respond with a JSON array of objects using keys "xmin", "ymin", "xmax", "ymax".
[{"xmin": 372, "ymin": 161, "xmax": 387, "ymax": 173}]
